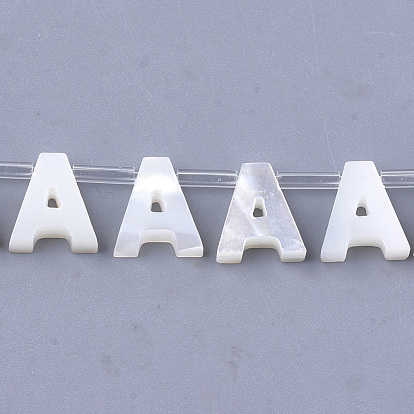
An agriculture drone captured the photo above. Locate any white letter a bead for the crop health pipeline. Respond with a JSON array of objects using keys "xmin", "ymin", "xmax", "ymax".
[
  {"xmin": 9, "ymin": 153, "xmax": 98, "ymax": 253},
  {"xmin": 321, "ymin": 161, "xmax": 410, "ymax": 262},
  {"xmin": 114, "ymin": 157, "xmax": 203, "ymax": 257},
  {"xmin": 217, "ymin": 162, "xmax": 306, "ymax": 263}
]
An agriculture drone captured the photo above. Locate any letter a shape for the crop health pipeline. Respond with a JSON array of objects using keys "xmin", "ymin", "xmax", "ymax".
[
  {"xmin": 216, "ymin": 162, "xmax": 306, "ymax": 263},
  {"xmin": 113, "ymin": 157, "xmax": 203, "ymax": 257},
  {"xmin": 321, "ymin": 161, "xmax": 410, "ymax": 262},
  {"xmin": 9, "ymin": 153, "xmax": 98, "ymax": 253}
]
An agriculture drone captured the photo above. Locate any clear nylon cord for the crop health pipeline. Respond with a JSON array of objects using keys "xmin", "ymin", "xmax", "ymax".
[{"xmin": 0, "ymin": 162, "xmax": 411, "ymax": 189}]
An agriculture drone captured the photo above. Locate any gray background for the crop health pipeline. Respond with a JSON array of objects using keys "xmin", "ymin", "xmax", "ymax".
[{"xmin": 1, "ymin": 1, "xmax": 414, "ymax": 413}]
